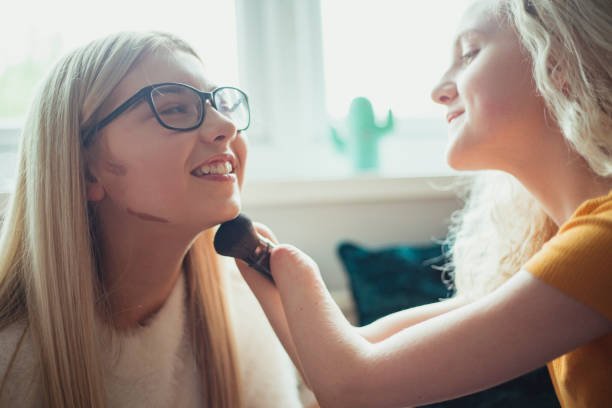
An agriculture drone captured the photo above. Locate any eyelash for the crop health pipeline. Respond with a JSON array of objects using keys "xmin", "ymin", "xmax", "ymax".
[{"xmin": 461, "ymin": 49, "xmax": 480, "ymax": 64}]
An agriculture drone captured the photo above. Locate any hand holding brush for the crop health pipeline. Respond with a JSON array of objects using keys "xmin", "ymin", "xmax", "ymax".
[{"xmin": 213, "ymin": 213, "xmax": 277, "ymax": 282}]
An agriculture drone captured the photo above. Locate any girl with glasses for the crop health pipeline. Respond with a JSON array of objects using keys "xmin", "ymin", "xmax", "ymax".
[
  {"xmin": 237, "ymin": 1, "xmax": 612, "ymax": 407},
  {"xmin": 0, "ymin": 31, "xmax": 301, "ymax": 407}
]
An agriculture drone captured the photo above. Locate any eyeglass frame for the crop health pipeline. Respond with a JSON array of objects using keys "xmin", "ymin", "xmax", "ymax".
[{"xmin": 81, "ymin": 82, "xmax": 250, "ymax": 147}]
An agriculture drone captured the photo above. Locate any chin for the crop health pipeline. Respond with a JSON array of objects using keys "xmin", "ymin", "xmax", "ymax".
[
  {"xmin": 447, "ymin": 157, "xmax": 491, "ymax": 172},
  {"xmin": 212, "ymin": 201, "xmax": 242, "ymax": 225},
  {"xmin": 182, "ymin": 203, "xmax": 241, "ymax": 234},
  {"xmin": 445, "ymin": 139, "xmax": 492, "ymax": 171},
  {"xmin": 222, "ymin": 204, "xmax": 241, "ymax": 222}
]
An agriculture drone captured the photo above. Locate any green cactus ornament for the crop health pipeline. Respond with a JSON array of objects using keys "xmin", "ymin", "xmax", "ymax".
[{"xmin": 331, "ymin": 97, "xmax": 394, "ymax": 171}]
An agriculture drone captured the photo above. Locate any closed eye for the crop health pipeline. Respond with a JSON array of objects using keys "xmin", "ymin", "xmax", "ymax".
[{"xmin": 461, "ymin": 48, "xmax": 480, "ymax": 64}]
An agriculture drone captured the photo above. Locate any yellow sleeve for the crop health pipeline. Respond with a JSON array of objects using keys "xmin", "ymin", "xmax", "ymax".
[{"xmin": 525, "ymin": 210, "xmax": 612, "ymax": 321}]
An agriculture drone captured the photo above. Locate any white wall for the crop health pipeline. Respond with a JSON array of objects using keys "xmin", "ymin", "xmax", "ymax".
[{"xmin": 241, "ymin": 176, "xmax": 460, "ymax": 291}]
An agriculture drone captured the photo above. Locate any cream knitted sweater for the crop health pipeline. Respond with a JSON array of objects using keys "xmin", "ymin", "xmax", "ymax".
[{"xmin": 0, "ymin": 260, "xmax": 303, "ymax": 407}]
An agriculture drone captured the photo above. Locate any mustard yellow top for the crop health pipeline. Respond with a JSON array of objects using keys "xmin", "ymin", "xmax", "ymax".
[{"xmin": 525, "ymin": 190, "xmax": 612, "ymax": 408}]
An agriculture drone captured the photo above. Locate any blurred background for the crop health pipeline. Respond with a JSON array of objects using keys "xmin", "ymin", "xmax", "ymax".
[{"xmin": 0, "ymin": 0, "xmax": 471, "ymax": 294}]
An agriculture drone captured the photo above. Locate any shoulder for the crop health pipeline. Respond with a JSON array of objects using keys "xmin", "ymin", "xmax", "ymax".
[
  {"xmin": 558, "ymin": 191, "xmax": 612, "ymax": 241},
  {"xmin": 535, "ymin": 208, "xmax": 612, "ymax": 269},
  {"xmin": 0, "ymin": 319, "xmax": 40, "ymax": 406},
  {"xmin": 525, "ymin": 195, "xmax": 612, "ymax": 320},
  {"xmin": 528, "ymin": 194, "xmax": 612, "ymax": 260},
  {"xmin": 221, "ymin": 257, "xmax": 303, "ymax": 407},
  {"xmin": 527, "ymin": 192, "xmax": 612, "ymax": 274}
]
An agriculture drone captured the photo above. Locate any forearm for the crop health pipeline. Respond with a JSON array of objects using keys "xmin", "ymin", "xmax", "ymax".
[{"xmin": 357, "ymin": 296, "xmax": 470, "ymax": 343}]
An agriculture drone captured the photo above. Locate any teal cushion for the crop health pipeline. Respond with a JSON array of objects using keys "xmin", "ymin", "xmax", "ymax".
[
  {"xmin": 337, "ymin": 241, "xmax": 560, "ymax": 408},
  {"xmin": 338, "ymin": 241, "xmax": 450, "ymax": 325}
]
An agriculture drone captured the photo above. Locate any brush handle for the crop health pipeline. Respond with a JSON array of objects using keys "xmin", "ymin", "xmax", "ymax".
[{"xmin": 245, "ymin": 236, "xmax": 276, "ymax": 283}]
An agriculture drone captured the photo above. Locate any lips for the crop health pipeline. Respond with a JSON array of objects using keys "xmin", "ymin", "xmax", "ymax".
[{"xmin": 446, "ymin": 110, "xmax": 464, "ymax": 124}]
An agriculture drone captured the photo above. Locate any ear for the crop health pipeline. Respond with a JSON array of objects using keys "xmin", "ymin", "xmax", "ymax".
[{"xmin": 85, "ymin": 168, "xmax": 106, "ymax": 202}]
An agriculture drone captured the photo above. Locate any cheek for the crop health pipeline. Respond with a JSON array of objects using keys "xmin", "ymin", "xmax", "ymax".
[
  {"xmin": 462, "ymin": 70, "xmax": 505, "ymax": 119},
  {"xmin": 232, "ymin": 133, "xmax": 248, "ymax": 188},
  {"xmin": 99, "ymin": 139, "xmax": 189, "ymax": 207},
  {"xmin": 130, "ymin": 158, "xmax": 184, "ymax": 195},
  {"xmin": 462, "ymin": 66, "xmax": 537, "ymax": 138}
]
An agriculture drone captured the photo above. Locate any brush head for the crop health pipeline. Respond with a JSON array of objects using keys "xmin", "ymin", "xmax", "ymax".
[
  {"xmin": 213, "ymin": 213, "xmax": 260, "ymax": 259},
  {"xmin": 214, "ymin": 213, "xmax": 276, "ymax": 282}
]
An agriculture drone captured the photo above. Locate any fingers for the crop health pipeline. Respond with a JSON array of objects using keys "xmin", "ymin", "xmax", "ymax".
[
  {"xmin": 252, "ymin": 222, "xmax": 279, "ymax": 244},
  {"xmin": 269, "ymin": 244, "xmax": 322, "ymax": 286},
  {"xmin": 236, "ymin": 258, "xmax": 275, "ymax": 292},
  {"xmin": 268, "ymin": 244, "xmax": 331, "ymax": 332},
  {"xmin": 269, "ymin": 245, "xmax": 354, "ymax": 333}
]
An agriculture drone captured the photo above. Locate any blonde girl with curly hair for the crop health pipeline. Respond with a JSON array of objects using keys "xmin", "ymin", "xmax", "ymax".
[{"xmin": 236, "ymin": 1, "xmax": 612, "ymax": 407}]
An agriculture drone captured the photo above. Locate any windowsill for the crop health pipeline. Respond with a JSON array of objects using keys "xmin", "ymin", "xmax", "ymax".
[{"xmin": 241, "ymin": 174, "xmax": 458, "ymax": 207}]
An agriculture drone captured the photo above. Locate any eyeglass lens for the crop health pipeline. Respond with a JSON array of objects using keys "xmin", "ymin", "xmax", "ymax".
[
  {"xmin": 214, "ymin": 88, "xmax": 250, "ymax": 131},
  {"xmin": 150, "ymin": 84, "xmax": 249, "ymax": 131}
]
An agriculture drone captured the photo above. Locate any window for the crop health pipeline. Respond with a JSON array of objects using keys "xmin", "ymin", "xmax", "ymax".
[
  {"xmin": 1, "ymin": 0, "xmax": 471, "ymax": 191},
  {"xmin": 0, "ymin": 0, "xmax": 239, "ymax": 191}
]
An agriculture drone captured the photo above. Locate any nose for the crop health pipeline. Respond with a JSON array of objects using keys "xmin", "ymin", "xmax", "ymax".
[
  {"xmin": 431, "ymin": 79, "xmax": 458, "ymax": 105},
  {"xmin": 197, "ymin": 100, "xmax": 238, "ymax": 144}
]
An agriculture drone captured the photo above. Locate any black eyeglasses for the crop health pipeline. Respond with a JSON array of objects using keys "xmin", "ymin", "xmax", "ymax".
[{"xmin": 81, "ymin": 82, "xmax": 250, "ymax": 146}]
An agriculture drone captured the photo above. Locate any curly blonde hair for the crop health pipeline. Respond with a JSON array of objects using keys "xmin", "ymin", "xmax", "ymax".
[{"xmin": 447, "ymin": 0, "xmax": 612, "ymax": 299}]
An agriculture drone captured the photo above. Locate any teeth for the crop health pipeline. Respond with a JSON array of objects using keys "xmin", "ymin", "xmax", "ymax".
[{"xmin": 193, "ymin": 161, "xmax": 234, "ymax": 176}]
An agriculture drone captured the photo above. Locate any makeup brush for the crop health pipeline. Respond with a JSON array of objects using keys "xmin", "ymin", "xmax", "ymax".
[{"xmin": 214, "ymin": 213, "xmax": 276, "ymax": 282}]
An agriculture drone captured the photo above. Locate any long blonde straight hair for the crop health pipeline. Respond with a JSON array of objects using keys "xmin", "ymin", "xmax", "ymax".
[
  {"xmin": 0, "ymin": 31, "xmax": 241, "ymax": 407},
  {"xmin": 447, "ymin": 0, "xmax": 612, "ymax": 299}
]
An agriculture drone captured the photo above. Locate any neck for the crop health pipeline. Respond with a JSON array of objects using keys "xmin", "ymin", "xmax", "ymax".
[
  {"xmin": 510, "ymin": 136, "xmax": 612, "ymax": 226},
  {"xmin": 95, "ymin": 208, "xmax": 196, "ymax": 330}
]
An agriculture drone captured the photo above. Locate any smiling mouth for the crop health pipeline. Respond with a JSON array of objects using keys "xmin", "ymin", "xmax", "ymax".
[
  {"xmin": 191, "ymin": 160, "xmax": 235, "ymax": 177},
  {"xmin": 447, "ymin": 111, "xmax": 465, "ymax": 124}
]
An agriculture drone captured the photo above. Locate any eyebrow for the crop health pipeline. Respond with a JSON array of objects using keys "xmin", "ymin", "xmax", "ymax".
[{"xmin": 453, "ymin": 29, "xmax": 487, "ymax": 48}]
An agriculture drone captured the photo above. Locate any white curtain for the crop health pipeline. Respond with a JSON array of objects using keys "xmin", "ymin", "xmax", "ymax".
[{"xmin": 235, "ymin": 0, "xmax": 328, "ymax": 146}]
